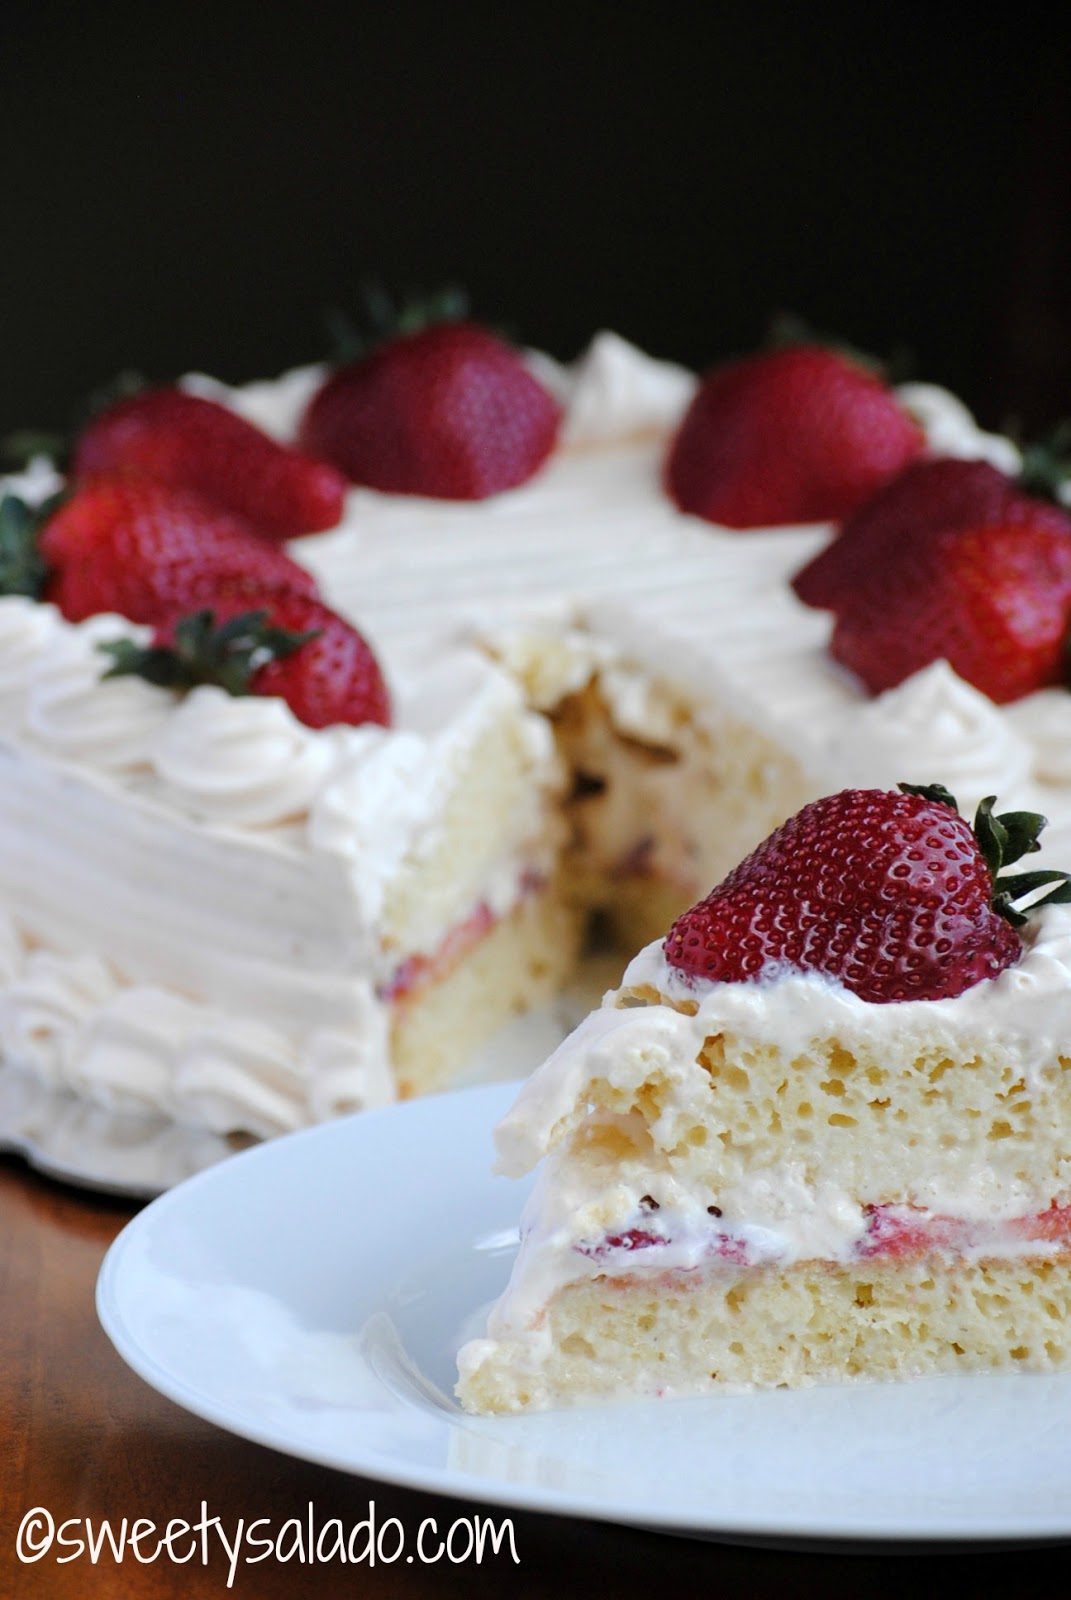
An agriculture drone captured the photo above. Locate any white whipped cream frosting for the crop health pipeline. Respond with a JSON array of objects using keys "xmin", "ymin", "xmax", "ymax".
[
  {"xmin": 24, "ymin": 613, "xmax": 173, "ymax": 770},
  {"xmin": 1004, "ymin": 690, "xmax": 1071, "ymax": 785},
  {"xmin": 1, "ymin": 455, "xmax": 64, "ymax": 506},
  {"xmin": 151, "ymin": 685, "xmax": 347, "ymax": 828},
  {"xmin": 0, "ymin": 905, "xmax": 392, "ymax": 1136},
  {"xmin": 546, "ymin": 330, "xmax": 698, "ymax": 446},
  {"xmin": 822, "ymin": 661, "xmax": 1035, "ymax": 815},
  {"xmin": 308, "ymin": 728, "xmax": 439, "ymax": 914},
  {"xmin": 180, "ymin": 363, "xmax": 326, "ymax": 440},
  {"xmin": 0, "ymin": 597, "xmax": 63, "ymax": 721},
  {"xmin": 895, "ymin": 381, "xmax": 1022, "ymax": 474}
]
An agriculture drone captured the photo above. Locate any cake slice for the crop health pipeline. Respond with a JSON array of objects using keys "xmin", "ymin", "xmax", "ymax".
[{"xmin": 456, "ymin": 784, "xmax": 1071, "ymax": 1413}]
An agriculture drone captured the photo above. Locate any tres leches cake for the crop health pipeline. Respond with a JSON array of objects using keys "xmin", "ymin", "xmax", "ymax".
[
  {"xmin": 457, "ymin": 785, "xmax": 1071, "ymax": 1412},
  {"xmin": 0, "ymin": 313, "xmax": 1069, "ymax": 1145}
]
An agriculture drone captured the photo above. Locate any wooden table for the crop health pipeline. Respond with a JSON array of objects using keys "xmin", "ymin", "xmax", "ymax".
[{"xmin": 1, "ymin": 1154, "xmax": 1065, "ymax": 1597}]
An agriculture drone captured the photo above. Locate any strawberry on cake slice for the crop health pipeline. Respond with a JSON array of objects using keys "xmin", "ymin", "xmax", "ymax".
[{"xmin": 457, "ymin": 783, "xmax": 1071, "ymax": 1413}]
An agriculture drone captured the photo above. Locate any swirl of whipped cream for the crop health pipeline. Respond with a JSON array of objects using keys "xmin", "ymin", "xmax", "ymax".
[
  {"xmin": 1003, "ymin": 689, "xmax": 1071, "ymax": 784},
  {"xmin": 0, "ymin": 456, "xmax": 64, "ymax": 506},
  {"xmin": 0, "ymin": 908, "xmax": 25, "ymax": 985},
  {"xmin": 306, "ymin": 1018, "xmax": 395, "ymax": 1122},
  {"xmin": 67, "ymin": 987, "xmax": 200, "ymax": 1115},
  {"xmin": 151, "ymin": 685, "xmax": 344, "ymax": 827},
  {"xmin": 0, "ymin": 951, "xmax": 118, "ymax": 1091},
  {"xmin": 559, "ymin": 332, "xmax": 698, "ymax": 447},
  {"xmin": 895, "ymin": 382, "xmax": 1021, "ymax": 475},
  {"xmin": 0, "ymin": 597, "xmax": 63, "ymax": 726},
  {"xmin": 823, "ymin": 660, "xmax": 1033, "ymax": 813},
  {"xmin": 180, "ymin": 363, "xmax": 326, "ymax": 442},
  {"xmin": 25, "ymin": 613, "xmax": 174, "ymax": 770},
  {"xmin": 171, "ymin": 1015, "xmax": 308, "ymax": 1137}
]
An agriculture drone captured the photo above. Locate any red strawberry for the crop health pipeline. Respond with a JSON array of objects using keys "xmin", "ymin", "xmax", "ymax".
[
  {"xmin": 664, "ymin": 344, "xmax": 924, "ymax": 528},
  {"xmin": 827, "ymin": 505, "xmax": 1071, "ymax": 704},
  {"xmin": 238, "ymin": 592, "xmax": 390, "ymax": 728},
  {"xmin": 1015, "ymin": 1203, "xmax": 1071, "ymax": 1244},
  {"xmin": 299, "ymin": 321, "xmax": 562, "ymax": 499},
  {"xmin": 105, "ymin": 590, "xmax": 391, "ymax": 730},
  {"xmin": 663, "ymin": 785, "xmax": 1068, "ymax": 1004},
  {"xmin": 855, "ymin": 1206, "xmax": 964, "ymax": 1260},
  {"xmin": 39, "ymin": 477, "xmax": 319, "ymax": 625},
  {"xmin": 791, "ymin": 457, "xmax": 1026, "ymax": 611},
  {"xmin": 72, "ymin": 386, "xmax": 347, "ymax": 540}
]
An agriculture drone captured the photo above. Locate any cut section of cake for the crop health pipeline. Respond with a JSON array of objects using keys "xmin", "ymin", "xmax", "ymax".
[{"xmin": 456, "ymin": 784, "xmax": 1071, "ymax": 1413}]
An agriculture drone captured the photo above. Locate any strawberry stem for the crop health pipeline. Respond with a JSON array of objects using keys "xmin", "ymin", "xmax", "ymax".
[
  {"xmin": 1016, "ymin": 419, "xmax": 1071, "ymax": 504},
  {"xmin": 323, "ymin": 281, "xmax": 470, "ymax": 364},
  {"xmin": 0, "ymin": 492, "xmax": 56, "ymax": 598},
  {"xmin": 99, "ymin": 607, "xmax": 320, "ymax": 697},
  {"xmin": 764, "ymin": 312, "xmax": 914, "ymax": 385}
]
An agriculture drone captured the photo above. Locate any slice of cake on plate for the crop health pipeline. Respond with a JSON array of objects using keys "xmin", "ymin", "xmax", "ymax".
[{"xmin": 456, "ymin": 783, "xmax": 1071, "ymax": 1412}]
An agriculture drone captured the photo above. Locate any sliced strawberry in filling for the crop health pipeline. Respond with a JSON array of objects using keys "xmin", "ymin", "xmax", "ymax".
[
  {"xmin": 379, "ymin": 869, "xmax": 547, "ymax": 1006},
  {"xmin": 575, "ymin": 1199, "xmax": 1071, "ymax": 1275},
  {"xmin": 857, "ymin": 1202, "xmax": 1071, "ymax": 1261},
  {"xmin": 380, "ymin": 902, "xmax": 497, "ymax": 1005}
]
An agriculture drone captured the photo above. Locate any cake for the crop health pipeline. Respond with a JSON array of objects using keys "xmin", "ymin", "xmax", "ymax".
[
  {"xmin": 0, "ymin": 317, "xmax": 1068, "ymax": 1145},
  {"xmin": 456, "ymin": 784, "xmax": 1071, "ymax": 1413}
]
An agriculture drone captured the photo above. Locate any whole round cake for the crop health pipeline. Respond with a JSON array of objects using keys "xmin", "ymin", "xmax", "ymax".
[{"xmin": 1, "ymin": 312, "xmax": 1068, "ymax": 1154}]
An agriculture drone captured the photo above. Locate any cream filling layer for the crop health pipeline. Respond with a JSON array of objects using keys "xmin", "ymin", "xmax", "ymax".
[{"xmin": 486, "ymin": 1177, "xmax": 1071, "ymax": 1350}]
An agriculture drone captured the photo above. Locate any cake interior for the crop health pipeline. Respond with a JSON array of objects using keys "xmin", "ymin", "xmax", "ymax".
[{"xmin": 457, "ymin": 928, "xmax": 1071, "ymax": 1412}]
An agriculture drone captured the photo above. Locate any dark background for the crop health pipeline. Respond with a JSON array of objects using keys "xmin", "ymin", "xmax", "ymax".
[{"xmin": 3, "ymin": 3, "xmax": 1070, "ymax": 440}]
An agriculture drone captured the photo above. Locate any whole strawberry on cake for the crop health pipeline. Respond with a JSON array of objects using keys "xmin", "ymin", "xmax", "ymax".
[
  {"xmin": 457, "ymin": 783, "xmax": 1071, "ymax": 1412},
  {"xmin": 665, "ymin": 337, "xmax": 925, "ymax": 527}
]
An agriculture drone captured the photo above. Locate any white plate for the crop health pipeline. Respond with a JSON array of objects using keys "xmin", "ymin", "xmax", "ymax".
[{"xmin": 97, "ymin": 1079, "xmax": 1071, "ymax": 1548}]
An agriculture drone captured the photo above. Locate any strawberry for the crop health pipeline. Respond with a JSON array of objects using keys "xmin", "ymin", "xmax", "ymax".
[
  {"xmin": 663, "ymin": 784, "xmax": 1070, "ymax": 1004},
  {"xmin": 237, "ymin": 592, "xmax": 390, "ymax": 728},
  {"xmin": 72, "ymin": 386, "xmax": 347, "ymax": 540},
  {"xmin": 102, "ymin": 591, "xmax": 391, "ymax": 730},
  {"xmin": 791, "ymin": 457, "xmax": 1025, "ymax": 611},
  {"xmin": 856, "ymin": 1206, "xmax": 964, "ymax": 1260},
  {"xmin": 298, "ymin": 321, "xmax": 562, "ymax": 499},
  {"xmin": 38, "ymin": 477, "xmax": 319, "ymax": 625},
  {"xmin": 789, "ymin": 435, "xmax": 1071, "ymax": 703},
  {"xmin": 664, "ymin": 344, "xmax": 924, "ymax": 528},
  {"xmin": 828, "ymin": 511, "xmax": 1071, "ymax": 704}
]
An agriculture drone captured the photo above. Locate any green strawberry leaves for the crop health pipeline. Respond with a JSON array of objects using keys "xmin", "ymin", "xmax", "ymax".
[
  {"xmin": 1013, "ymin": 419, "xmax": 1071, "ymax": 506},
  {"xmin": 0, "ymin": 492, "xmax": 56, "ymax": 599},
  {"xmin": 324, "ymin": 281, "xmax": 471, "ymax": 364},
  {"xmin": 764, "ymin": 311, "xmax": 915, "ymax": 387},
  {"xmin": 99, "ymin": 607, "xmax": 320, "ymax": 697}
]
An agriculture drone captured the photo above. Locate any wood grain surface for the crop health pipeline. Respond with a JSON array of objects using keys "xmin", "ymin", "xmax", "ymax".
[{"xmin": 0, "ymin": 1154, "xmax": 1065, "ymax": 1597}]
